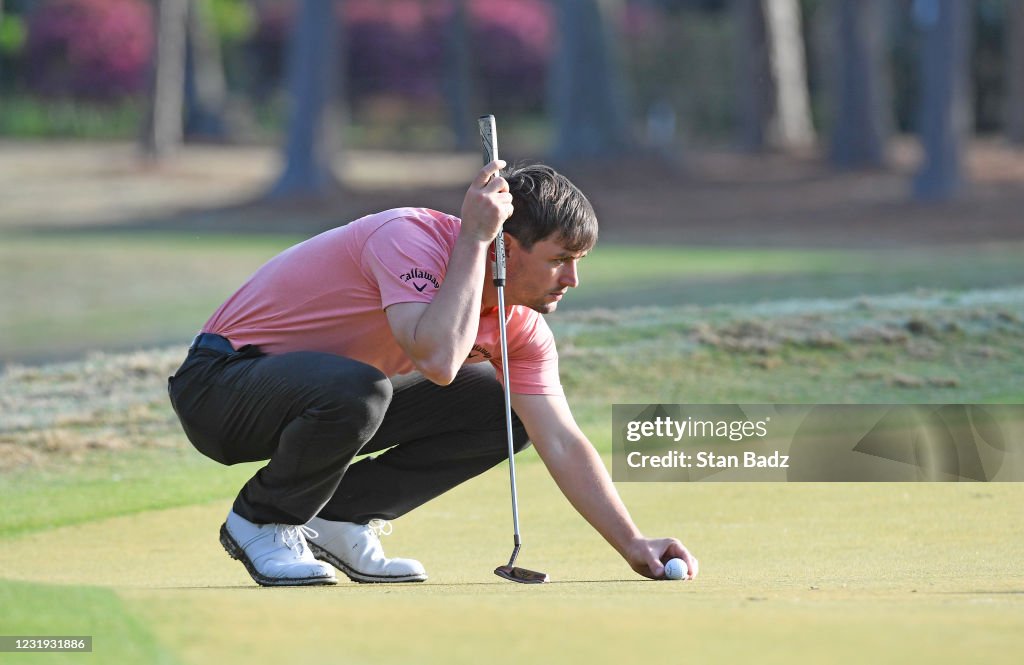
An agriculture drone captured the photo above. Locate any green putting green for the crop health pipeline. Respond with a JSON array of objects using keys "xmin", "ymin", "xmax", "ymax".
[
  {"xmin": 1, "ymin": 462, "xmax": 1022, "ymax": 664},
  {"xmin": 2, "ymin": 276, "xmax": 1023, "ymax": 663}
]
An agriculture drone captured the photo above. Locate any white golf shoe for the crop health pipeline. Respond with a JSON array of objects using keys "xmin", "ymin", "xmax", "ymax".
[
  {"xmin": 219, "ymin": 510, "xmax": 337, "ymax": 586},
  {"xmin": 306, "ymin": 517, "xmax": 428, "ymax": 583}
]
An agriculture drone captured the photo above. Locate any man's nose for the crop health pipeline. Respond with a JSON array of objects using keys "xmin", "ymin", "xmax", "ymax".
[{"xmin": 560, "ymin": 261, "xmax": 580, "ymax": 288}]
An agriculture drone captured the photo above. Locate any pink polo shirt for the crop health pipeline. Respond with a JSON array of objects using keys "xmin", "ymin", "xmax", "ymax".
[{"xmin": 202, "ymin": 208, "xmax": 562, "ymax": 395}]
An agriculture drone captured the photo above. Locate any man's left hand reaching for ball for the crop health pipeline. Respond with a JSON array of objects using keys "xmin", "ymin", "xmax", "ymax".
[{"xmin": 625, "ymin": 537, "xmax": 699, "ymax": 580}]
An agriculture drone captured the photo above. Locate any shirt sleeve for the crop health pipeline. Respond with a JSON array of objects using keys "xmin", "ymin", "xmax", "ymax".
[
  {"xmin": 494, "ymin": 308, "xmax": 563, "ymax": 396},
  {"xmin": 361, "ymin": 216, "xmax": 450, "ymax": 310}
]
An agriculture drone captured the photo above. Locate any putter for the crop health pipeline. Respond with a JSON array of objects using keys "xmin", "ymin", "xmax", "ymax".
[{"xmin": 478, "ymin": 114, "xmax": 549, "ymax": 585}]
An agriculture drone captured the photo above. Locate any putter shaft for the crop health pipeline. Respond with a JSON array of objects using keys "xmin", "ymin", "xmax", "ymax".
[{"xmin": 479, "ymin": 114, "xmax": 548, "ymax": 585}]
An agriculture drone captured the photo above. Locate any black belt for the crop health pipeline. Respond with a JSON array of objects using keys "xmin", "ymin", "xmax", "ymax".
[{"xmin": 189, "ymin": 333, "xmax": 236, "ymax": 355}]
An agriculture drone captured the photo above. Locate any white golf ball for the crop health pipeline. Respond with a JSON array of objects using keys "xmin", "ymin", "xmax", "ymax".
[{"xmin": 664, "ymin": 558, "xmax": 688, "ymax": 580}]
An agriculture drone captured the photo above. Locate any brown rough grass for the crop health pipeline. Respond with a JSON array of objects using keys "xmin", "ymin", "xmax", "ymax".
[{"xmin": 0, "ymin": 348, "xmax": 185, "ymax": 469}]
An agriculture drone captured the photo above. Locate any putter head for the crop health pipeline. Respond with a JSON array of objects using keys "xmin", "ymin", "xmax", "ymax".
[{"xmin": 494, "ymin": 565, "xmax": 549, "ymax": 584}]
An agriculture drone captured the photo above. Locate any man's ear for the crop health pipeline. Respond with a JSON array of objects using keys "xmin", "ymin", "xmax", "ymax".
[
  {"xmin": 501, "ymin": 231, "xmax": 518, "ymax": 258},
  {"xmin": 489, "ymin": 231, "xmax": 515, "ymax": 261}
]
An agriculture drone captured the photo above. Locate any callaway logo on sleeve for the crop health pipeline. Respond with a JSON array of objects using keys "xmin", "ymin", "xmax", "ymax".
[{"xmin": 398, "ymin": 268, "xmax": 440, "ymax": 293}]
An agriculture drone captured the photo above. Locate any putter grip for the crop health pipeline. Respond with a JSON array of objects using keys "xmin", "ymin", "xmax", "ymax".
[
  {"xmin": 479, "ymin": 114, "xmax": 498, "ymax": 166},
  {"xmin": 478, "ymin": 115, "xmax": 506, "ymax": 285}
]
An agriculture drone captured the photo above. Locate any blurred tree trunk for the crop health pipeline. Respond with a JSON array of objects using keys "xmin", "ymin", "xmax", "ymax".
[
  {"xmin": 184, "ymin": 0, "xmax": 229, "ymax": 142},
  {"xmin": 442, "ymin": 0, "xmax": 474, "ymax": 151},
  {"xmin": 733, "ymin": 0, "xmax": 772, "ymax": 151},
  {"xmin": 912, "ymin": 0, "xmax": 970, "ymax": 201},
  {"xmin": 733, "ymin": 0, "xmax": 814, "ymax": 152},
  {"xmin": 141, "ymin": 0, "xmax": 189, "ymax": 159},
  {"xmin": 1007, "ymin": 0, "xmax": 1024, "ymax": 145},
  {"xmin": 549, "ymin": 0, "xmax": 634, "ymax": 161},
  {"xmin": 828, "ymin": 0, "xmax": 891, "ymax": 168},
  {"xmin": 762, "ymin": 0, "xmax": 815, "ymax": 149},
  {"xmin": 268, "ymin": 0, "xmax": 343, "ymax": 199}
]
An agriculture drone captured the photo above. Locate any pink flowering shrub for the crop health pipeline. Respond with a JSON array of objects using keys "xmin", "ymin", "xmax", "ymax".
[
  {"xmin": 26, "ymin": 0, "xmax": 153, "ymax": 100},
  {"xmin": 249, "ymin": 0, "xmax": 553, "ymax": 110},
  {"xmin": 344, "ymin": 0, "xmax": 447, "ymax": 101},
  {"xmin": 469, "ymin": 0, "xmax": 553, "ymax": 110}
]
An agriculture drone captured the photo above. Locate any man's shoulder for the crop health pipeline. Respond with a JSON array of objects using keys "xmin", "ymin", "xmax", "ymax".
[
  {"xmin": 356, "ymin": 208, "xmax": 461, "ymax": 293},
  {"xmin": 356, "ymin": 208, "xmax": 461, "ymax": 237}
]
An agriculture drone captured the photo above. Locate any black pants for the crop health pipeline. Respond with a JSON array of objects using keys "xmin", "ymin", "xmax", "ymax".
[{"xmin": 167, "ymin": 338, "xmax": 529, "ymax": 525}]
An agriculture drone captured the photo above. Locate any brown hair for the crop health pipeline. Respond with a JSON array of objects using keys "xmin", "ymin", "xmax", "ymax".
[{"xmin": 503, "ymin": 164, "xmax": 598, "ymax": 253}]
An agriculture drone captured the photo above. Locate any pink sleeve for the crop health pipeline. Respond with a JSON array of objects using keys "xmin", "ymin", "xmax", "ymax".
[
  {"xmin": 495, "ymin": 309, "xmax": 563, "ymax": 396},
  {"xmin": 361, "ymin": 218, "xmax": 449, "ymax": 309}
]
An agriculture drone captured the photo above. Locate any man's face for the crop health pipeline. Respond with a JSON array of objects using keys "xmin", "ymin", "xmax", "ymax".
[{"xmin": 504, "ymin": 234, "xmax": 588, "ymax": 314}]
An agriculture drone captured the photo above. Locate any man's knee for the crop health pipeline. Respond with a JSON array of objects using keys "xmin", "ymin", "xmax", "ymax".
[
  {"xmin": 309, "ymin": 359, "xmax": 393, "ymax": 436},
  {"xmin": 453, "ymin": 364, "xmax": 531, "ymax": 455},
  {"xmin": 511, "ymin": 415, "xmax": 531, "ymax": 455},
  {"xmin": 356, "ymin": 366, "xmax": 393, "ymax": 416},
  {"xmin": 479, "ymin": 411, "xmax": 530, "ymax": 459},
  {"xmin": 347, "ymin": 370, "xmax": 393, "ymax": 437}
]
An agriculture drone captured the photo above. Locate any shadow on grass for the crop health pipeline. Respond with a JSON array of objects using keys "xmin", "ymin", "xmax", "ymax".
[
  {"xmin": 25, "ymin": 185, "xmax": 466, "ymax": 238},
  {"xmin": 163, "ymin": 579, "xmax": 651, "ymax": 591}
]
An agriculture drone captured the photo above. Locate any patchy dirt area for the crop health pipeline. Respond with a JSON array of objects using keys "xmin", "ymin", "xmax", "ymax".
[
  {"xmin": 2, "ymin": 138, "xmax": 1023, "ymax": 248},
  {"xmin": 0, "ymin": 348, "xmax": 185, "ymax": 470}
]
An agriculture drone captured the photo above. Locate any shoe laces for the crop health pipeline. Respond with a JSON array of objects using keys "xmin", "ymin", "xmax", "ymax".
[
  {"xmin": 277, "ymin": 524, "xmax": 319, "ymax": 556},
  {"xmin": 367, "ymin": 519, "xmax": 392, "ymax": 539}
]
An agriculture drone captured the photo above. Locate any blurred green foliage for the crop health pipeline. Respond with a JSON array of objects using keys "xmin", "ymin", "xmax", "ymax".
[
  {"xmin": 0, "ymin": 96, "xmax": 143, "ymax": 138},
  {"xmin": 0, "ymin": 14, "xmax": 26, "ymax": 55},
  {"xmin": 210, "ymin": 0, "xmax": 257, "ymax": 45}
]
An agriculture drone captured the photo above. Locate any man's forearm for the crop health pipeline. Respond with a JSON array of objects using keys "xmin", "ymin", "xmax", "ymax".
[
  {"xmin": 510, "ymin": 394, "xmax": 692, "ymax": 579},
  {"xmin": 406, "ymin": 233, "xmax": 489, "ymax": 383},
  {"xmin": 537, "ymin": 437, "xmax": 644, "ymax": 557},
  {"xmin": 396, "ymin": 160, "xmax": 510, "ymax": 385}
]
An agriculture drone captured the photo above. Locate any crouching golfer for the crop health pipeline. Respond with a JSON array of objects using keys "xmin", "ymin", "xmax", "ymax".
[{"xmin": 168, "ymin": 161, "xmax": 699, "ymax": 585}]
